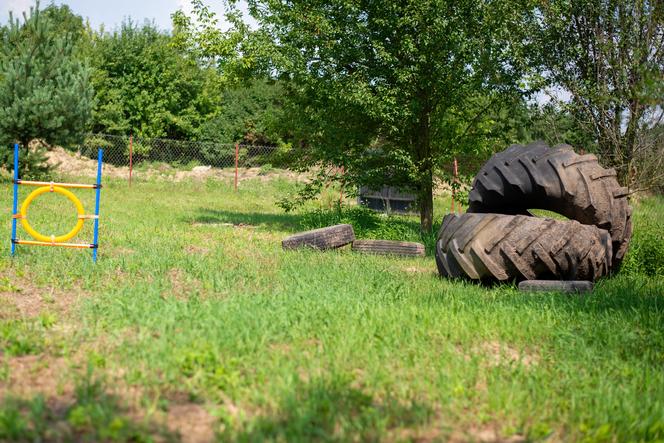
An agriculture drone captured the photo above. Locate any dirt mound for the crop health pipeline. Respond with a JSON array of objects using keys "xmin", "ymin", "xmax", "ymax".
[
  {"xmin": 45, "ymin": 146, "xmax": 307, "ymax": 183},
  {"xmin": 45, "ymin": 146, "xmax": 128, "ymax": 179}
]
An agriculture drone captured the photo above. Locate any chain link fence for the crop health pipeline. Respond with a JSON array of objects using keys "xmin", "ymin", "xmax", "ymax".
[
  {"xmin": 77, "ymin": 133, "xmax": 283, "ymax": 167},
  {"xmin": 63, "ymin": 133, "xmax": 292, "ymax": 184}
]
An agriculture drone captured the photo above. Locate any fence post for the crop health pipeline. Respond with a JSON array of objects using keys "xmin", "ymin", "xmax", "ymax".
[
  {"xmin": 451, "ymin": 158, "xmax": 458, "ymax": 214},
  {"xmin": 450, "ymin": 157, "xmax": 462, "ymax": 214},
  {"xmin": 234, "ymin": 142, "xmax": 239, "ymax": 192},
  {"xmin": 129, "ymin": 134, "xmax": 133, "ymax": 187},
  {"xmin": 339, "ymin": 166, "xmax": 345, "ymax": 205},
  {"xmin": 454, "ymin": 158, "xmax": 462, "ymax": 213}
]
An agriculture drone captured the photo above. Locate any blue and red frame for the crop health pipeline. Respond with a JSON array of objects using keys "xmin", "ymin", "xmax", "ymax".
[{"xmin": 10, "ymin": 143, "xmax": 104, "ymax": 262}]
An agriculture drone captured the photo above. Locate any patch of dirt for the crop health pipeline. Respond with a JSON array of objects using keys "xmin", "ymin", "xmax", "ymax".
[
  {"xmin": 402, "ymin": 265, "xmax": 436, "ymax": 276},
  {"xmin": 45, "ymin": 146, "xmax": 128, "ymax": 179},
  {"xmin": 0, "ymin": 268, "xmax": 84, "ymax": 318},
  {"xmin": 0, "ymin": 355, "xmax": 210, "ymax": 441},
  {"xmin": 184, "ymin": 245, "xmax": 210, "ymax": 256},
  {"xmin": 167, "ymin": 268, "xmax": 203, "ymax": 299},
  {"xmin": 191, "ymin": 222, "xmax": 257, "ymax": 229},
  {"xmin": 449, "ymin": 425, "xmax": 527, "ymax": 443},
  {"xmin": 389, "ymin": 420, "xmax": 526, "ymax": 443},
  {"xmin": 109, "ymin": 246, "xmax": 135, "ymax": 256},
  {"xmin": 166, "ymin": 403, "xmax": 217, "ymax": 443},
  {"xmin": 0, "ymin": 355, "xmax": 73, "ymax": 400},
  {"xmin": 466, "ymin": 341, "xmax": 540, "ymax": 368}
]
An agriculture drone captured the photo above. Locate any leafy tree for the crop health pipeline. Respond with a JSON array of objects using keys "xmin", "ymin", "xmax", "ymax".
[
  {"xmin": 532, "ymin": 0, "xmax": 664, "ymax": 188},
  {"xmin": 41, "ymin": 3, "xmax": 86, "ymax": 44},
  {"xmin": 0, "ymin": 1, "xmax": 93, "ymax": 175},
  {"xmin": 215, "ymin": 0, "xmax": 532, "ymax": 231},
  {"xmin": 89, "ymin": 21, "xmax": 221, "ymax": 140},
  {"xmin": 199, "ymin": 78, "xmax": 286, "ymax": 145}
]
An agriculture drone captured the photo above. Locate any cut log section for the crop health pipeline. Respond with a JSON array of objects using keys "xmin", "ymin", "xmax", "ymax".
[{"xmin": 282, "ymin": 224, "xmax": 355, "ymax": 250}]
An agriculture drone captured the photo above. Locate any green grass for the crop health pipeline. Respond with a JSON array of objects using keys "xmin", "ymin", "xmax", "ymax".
[{"xmin": 0, "ymin": 175, "xmax": 663, "ymax": 442}]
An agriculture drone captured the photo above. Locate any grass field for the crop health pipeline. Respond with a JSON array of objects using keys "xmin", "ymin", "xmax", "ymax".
[{"xmin": 1, "ymin": 173, "xmax": 663, "ymax": 442}]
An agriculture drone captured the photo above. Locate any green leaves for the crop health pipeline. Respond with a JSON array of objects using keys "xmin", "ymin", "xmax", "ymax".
[
  {"xmin": 89, "ymin": 20, "xmax": 222, "ymax": 140},
  {"xmin": 0, "ymin": 1, "xmax": 93, "ymax": 150},
  {"xmin": 237, "ymin": 0, "xmax": 532, "ymax": 228},
  {"xmin": 532, "ymin": 0, "xmax": 664, "ymax": 186}
]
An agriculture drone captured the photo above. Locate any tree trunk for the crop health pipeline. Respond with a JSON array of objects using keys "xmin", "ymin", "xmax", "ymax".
[
  {"xmin": 619, "ymin": 99, "xmax": 642, "ymax": 187},
  {"xmin": 416, "ymin": 97, "xmax": 434, "ymax": 233},
  {"xmin": 419, "ymin": 168, "xmax": 434, "ymax": 232}
]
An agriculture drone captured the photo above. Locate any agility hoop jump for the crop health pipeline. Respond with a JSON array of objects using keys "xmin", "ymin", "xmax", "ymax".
[{"xmin": 10, "ymin": 144, "xmax": 103, "ymax": 262}]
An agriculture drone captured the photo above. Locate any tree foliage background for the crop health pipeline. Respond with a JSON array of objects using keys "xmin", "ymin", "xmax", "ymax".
[
  {"xmin": 0, "ymin": 0, "xmax": 662, "ymax": 214},
  {"xmin": 532, "ymin": 0, "xmax": 664, "ymax": 191},
  {"xmin": 0, "ymin": 3, "xmax": 93, "ymax": 176}
]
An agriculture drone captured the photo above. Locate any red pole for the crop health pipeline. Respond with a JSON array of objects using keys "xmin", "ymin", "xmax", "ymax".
[
  {"xmin": 234, "ymin": 143, "xmax": 239, "ymax": 192},
  {"xmin": 339, "ymin": 166, "xmax": 345, "ymax": 205},
  {"xmin": 128, "ymin": 134, "xmax": 133, "ymax": 187},
  {"xmin": 451, "ymin": 158, "xmax": 458, "ymax": 213},
  {"xmin": 454, "ymin": 158, "xmax": 461, "ymax": 213}
]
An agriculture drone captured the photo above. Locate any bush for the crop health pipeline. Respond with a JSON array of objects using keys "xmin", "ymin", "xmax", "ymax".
[
  {"xmin": 79, "ymin": 136, "xmax": 121, "ymax": 164},
  {"xmin": 0, "ymin": 144, "xmax": 51, "ymax": 180},
  {"xmin": 621, "ymin": 196, "xmax": 664, "ymax": 277}
]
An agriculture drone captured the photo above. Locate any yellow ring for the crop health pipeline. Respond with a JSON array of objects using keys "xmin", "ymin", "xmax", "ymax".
[{"xmin": 20, "ymin": 186, "xmax": 85, "ymax": 243}]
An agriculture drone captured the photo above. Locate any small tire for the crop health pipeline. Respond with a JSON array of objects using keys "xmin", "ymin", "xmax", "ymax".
[
  {"xmin": 435, "ymin": 213, "xmax": 612, "ymax": 282},
  {"xmin": 282, "ymin": 224, "xmax": 355, "ymax": 250},
  {"xmin": 468, "ymin": 141, "xmax": 632, "ymax": 268},
  {"xmin": 352, "ymin": 240, "xmax": 425, "ymax": 257}
]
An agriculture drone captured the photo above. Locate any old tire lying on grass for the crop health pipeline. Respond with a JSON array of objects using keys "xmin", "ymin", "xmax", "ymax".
[
  {"xmin": 468, "ymin": 141, "xmax": 632, "ymax": 268},
  {"xmin": 352, "ymin": 240, "xmax": 425, "ymax": 257},
  {"xmin": 435, "ymin": 213, "xmax": 612, "ymax": 281},
  {"xmin": 282, "ymin": 224, "xmax": 355, "ymax": 250}
]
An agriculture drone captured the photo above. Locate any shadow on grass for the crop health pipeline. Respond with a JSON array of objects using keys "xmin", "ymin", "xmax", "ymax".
[
  {"xmin": 190, "ymin": 206, "xmax": 441, "ymax": 255},
  {"xmin": 190, "ymin": 208, "xmax": 304, "ymax": 232},
  {"xmin": 0, "ymin": 367, "xmax": 177, "ymax": 442},
  {"xmin": 219, "ymin": 375, "xmax": 434, "ymax": 441}
]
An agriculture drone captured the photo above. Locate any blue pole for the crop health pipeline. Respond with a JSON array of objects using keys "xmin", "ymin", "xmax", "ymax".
[
  {"xmin": 92, "ymin": 148, "xmax": 103, "ymax": 262},
  {"xmin": 10, "ymin": 144, "xmax": 19, "ymax": 256}
]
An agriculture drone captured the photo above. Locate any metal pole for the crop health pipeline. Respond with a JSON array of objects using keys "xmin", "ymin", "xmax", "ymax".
[
  {"xmin": 92, "ymin": 148, "xmax": 103, "ymax": 263},
  {"xmin": 451, "ymin": 158, "xmax": 459, "ymax": 214},
  {"xmin": 128, "ymin": 134, "xmax": 133, "ymax": 187},
  {"xmin": 454, "ymin": 157, "xmax": 462, "ymax": 213},
  {"xmin": 339, "ymin": 166, "xmax": 345, "ymax": 205},
  {"xmin": 10, "ymin": 143, "xmax": 19, "ymax": 256},
  {"xmin": 234, "ymin": 142, "xmax": 239, "ymax": 192}
]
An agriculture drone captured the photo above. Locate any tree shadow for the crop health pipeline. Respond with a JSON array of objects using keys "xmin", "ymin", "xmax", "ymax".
[
  {"xmin": 0, "ymin": 388, "xmax": 178, "ymax": 442},
  {"xmin": 219, "ymin": 375, "xmax": 434, "ymax": 442},
  {"xmin": 189, "ymin": 208, "xmax": 304, "ymax": 233}
]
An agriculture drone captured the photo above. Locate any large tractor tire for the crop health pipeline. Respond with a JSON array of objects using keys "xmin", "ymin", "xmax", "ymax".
[
  {"xmin": 435, "ymin": 213, "xmax": 613, "ymax": 282},
  {"xmin": 468, "ymin": 141, "xmax": 632, "ymax": 268}
]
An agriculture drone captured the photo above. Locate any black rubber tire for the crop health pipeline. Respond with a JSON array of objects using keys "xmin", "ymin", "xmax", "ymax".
[
  {"xmin": 282, "ymin": 224, "xmax": 355, "ymax": 250},
  {"xmin": 352, "ymin": 240, "xmax": 425, "ymax": 257},
  {"xmin": 468, "ymin": 141, "xmax": 632, "ymax": 268},
  {"xmin": 435, "ymin": 213, "xmax": 613, "ymax": 282}
]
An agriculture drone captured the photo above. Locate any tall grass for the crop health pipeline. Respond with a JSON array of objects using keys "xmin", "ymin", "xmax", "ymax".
[{"xmin": 0, "ymin": 175, "xmax": 662, "ymax": 441}]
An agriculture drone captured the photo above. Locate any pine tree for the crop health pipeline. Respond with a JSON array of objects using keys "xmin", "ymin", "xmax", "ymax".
[{"xmin": 0, "ymin": 1, "xmax": 93, "ymax": 175}]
